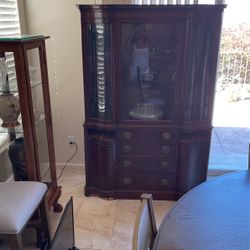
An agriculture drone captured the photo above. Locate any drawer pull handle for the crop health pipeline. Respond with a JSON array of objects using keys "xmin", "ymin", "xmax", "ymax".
[
  {"xmin": 124, "ymin": 132, "xmax": 132, "ymax": 140},
  {"xmin": 123, "ymin": 145, "xmax": 132, "ymax": 153},
  {"xmin": 161, "ymin": 146, "xmax": 170, "ymax": 154},
  {"xmin": 161, "ymin": 161, "xmax": 169, "ymax": 169},
  {"xmin": 161, "ymin": 178, "xmax": 169, "ymax": 186},
  {"xmin": 123, "ymin": 177, "xmax": 132, "ymax": 185},
  {"xmin": 123, "ymin": 160, "xmax": 132, "ymax": 168},
  {"xmin": 162, "ymin": 132, "xmax": 171, "ymax": 141}
]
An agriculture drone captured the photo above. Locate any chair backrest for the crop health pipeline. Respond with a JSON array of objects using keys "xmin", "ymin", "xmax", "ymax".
[{"xmin": 133, "ymin": 193, "xmax": 157, "ymax": 250}]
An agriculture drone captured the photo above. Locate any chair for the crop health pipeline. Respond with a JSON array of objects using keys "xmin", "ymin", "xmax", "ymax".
[
  {"xmin": 133, "ymin": 193, "xmax": 157, "ymax": 250},
  {"xmin": 0, "ymin": 181, "xmax": 51, "ymax": 250}
]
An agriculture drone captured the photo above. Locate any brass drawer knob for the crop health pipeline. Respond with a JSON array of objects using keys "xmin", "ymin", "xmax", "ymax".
[
  {"xmin": 123, "ymin": 132, "xmax": 132, "ymax": 140},
  {"xmin": 161, "ymin": 146, "xmax": 170, "ymax": 154},
  {"xmin": 161, "ymin": 178, "xmax": 169, "ymax": 186},
  {"xmin": 161, "ymin": 161, "xmax": 169, "ymax": 169},
  {"xmin": 123, "ymin": 145, "xmax": 132, "ymax": 153},
  {"xmin": 123, "ymin": 177, "xmax": 132, "ymax": 185},
  {"xmin": 123, "ymin": 160, "xmax": 132, "ymax": 168},
  {"xmin": 162, "ymin": 132, "xmax": 171, "ymax": 141}
]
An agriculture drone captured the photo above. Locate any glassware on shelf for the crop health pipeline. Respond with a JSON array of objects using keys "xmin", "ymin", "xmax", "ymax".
[{"xmin": 129, "ymin": 103, "xmax": 163, "ymax": 121}]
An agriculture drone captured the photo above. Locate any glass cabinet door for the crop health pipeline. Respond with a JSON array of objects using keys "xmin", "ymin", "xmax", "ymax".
[
  {"xmin": 84, "ymin": 23, "xmax": 112, "ymax": 121},
  {"xmin": 26, "ymin": 48, "xmax": 52, "ymax": 184},
  {"xmin": 0, "ymin": 48, "xmax": 52, "ymax": 184},
  {"xmin": 118, "ymin": 22, "xmax": 184, "ymax": 122},
  {"xmin": 183, "ymin": 21, "xmax": 215, "ymax": 122}
]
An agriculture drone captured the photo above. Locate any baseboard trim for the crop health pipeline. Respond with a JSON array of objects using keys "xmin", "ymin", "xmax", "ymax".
[{"xmin": 56, "ymin": 163, "xmax": 85, "ymax": 172}]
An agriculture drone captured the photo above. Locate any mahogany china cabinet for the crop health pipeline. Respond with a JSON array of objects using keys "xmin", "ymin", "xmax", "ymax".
[
  {"xmin": 0, "ymin": 35, "xmax": 62, "ymax": 211},
  {"xmin": 79, "ymin": 4, "xmax": 225, "ymax": 200}
]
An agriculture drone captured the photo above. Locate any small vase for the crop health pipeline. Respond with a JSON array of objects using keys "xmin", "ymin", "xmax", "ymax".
[
  {"xmin": 8, "ymin": 137, "xmax": 28, "ymax": 181},
  {"xmin": 0, "ymin": 93, "xmax": 20, "ymax": 128}
]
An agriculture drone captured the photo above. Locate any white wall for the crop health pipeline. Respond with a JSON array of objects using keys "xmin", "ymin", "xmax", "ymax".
[
  {"xmin": 21, "ymin": 0, "xmax": 98, "ymax": 168},
  {"xmin": 20, "ymin": 0, "xmax": 132, "ymax": 171}
]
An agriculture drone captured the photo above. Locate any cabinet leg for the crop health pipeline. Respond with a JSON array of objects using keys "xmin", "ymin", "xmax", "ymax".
[
  {"xmin": 52, "ymin": 188, "xmax": 63, "ymax": 213},
  {"xmin": 53, "ymin": 202, "xmax": 63, "ymax": 213}
]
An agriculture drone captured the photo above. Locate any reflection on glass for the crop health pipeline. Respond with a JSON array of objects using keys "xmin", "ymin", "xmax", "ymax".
[
  {"xmin": 96, "ymin": 23, "xmax": 106, "ymax": 113},
  {"xmin": 184, "ymin": 22, "xmax": 212, "ymax": 121},
  {"xmin": 85, "ymin": 23, "xmax": 112, "ymax": 120},
  {"xmin": 0, "ymin": 132, "xmax": 13, "ymax": 181},
  {"xmin": 0, "ymin": 52, "xmax": 23, "ymax": 181},
  {"xmin": 126, "ymin": 26, "xmax": 151, "ymax": 84},
  {"xmin": 0, "ymin": 52, "xmax": 18, "ymax": 92},
  {"xmin": 120, "ymin": 23, "xmax": 181, "ymax": 121},
  {"xmin": 27, "ymin": 48, "xmax": 51, "ymax": 183},
  {"xmin": 0, "ymin": 53, "xmax": 20, "ymax": 128}
]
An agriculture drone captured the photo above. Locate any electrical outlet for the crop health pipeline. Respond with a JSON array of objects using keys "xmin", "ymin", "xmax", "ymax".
[{"xmin": 67, "ymin": 136, "xmax": 75, "ymax": 144}]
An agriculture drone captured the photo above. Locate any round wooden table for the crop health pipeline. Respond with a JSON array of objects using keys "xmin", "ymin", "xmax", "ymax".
[{"xmin": 153, "ymin": 170, "xmax": 250, "ymax": 250}]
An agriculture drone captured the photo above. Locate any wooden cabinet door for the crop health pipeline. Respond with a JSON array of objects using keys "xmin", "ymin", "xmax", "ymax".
[{"xmin": 85, "ymin": 134, "xmax": 115, "ymax": 191}]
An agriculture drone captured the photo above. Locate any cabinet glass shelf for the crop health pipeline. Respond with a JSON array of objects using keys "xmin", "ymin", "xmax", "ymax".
[
  {"xmin": 0, "ymin": 114, "xmax": 45, "ymax": 134},
  {"xmin": 0, "ymin": 80, "xmax": 42, "ymax": 93}
]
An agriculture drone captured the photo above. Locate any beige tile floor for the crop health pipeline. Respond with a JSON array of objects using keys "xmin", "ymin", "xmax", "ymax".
[{"xmin": 0, "ymin": 165, "xmax": 175, "ymax": 250}]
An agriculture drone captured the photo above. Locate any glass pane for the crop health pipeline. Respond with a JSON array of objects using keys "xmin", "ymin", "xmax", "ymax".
[
  {"xmin": 0, "ymin": 35, "xmax": 44, "ymax": 42},
  {"xmin": 184, "ymin": 22, "xmax": 213, "ymax": 122},
  {"xmin": 0, "ymin": 52, "xmax": 25, "ymax": 181},
  {"xmin": 27, "ymin": 48, "xmax": 51, "ymax": 183},
  {"xmin": 84, "ymin": 23, "xmax": 112, "ymax": 121},
  {"xmin": 119, "ymin": 22, "xmax": 183, "ymax": 122}
]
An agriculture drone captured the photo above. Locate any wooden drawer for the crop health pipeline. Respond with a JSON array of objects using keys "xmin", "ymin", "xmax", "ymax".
[
  {"xmin": 117, "ymin": 142, "xmax": 176, "ymax": 156},
  {"xmin": 148, "ymin": 130, "xmax": 176, "ymax": 144},
  {"xmin": 116, "ymin": 128, "xmax": 177, "ymax": 143},
  {"xmin": 117, "ymin": 172, "xmax": 176, "ymax": 191},
  {"xmin": 117, "ymin": 156, "xmax": 176, "ymax": 173}
]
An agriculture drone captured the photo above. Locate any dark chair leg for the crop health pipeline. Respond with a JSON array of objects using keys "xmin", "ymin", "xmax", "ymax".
[
  {"xmin": 9, "ymin": 233, "xmax": 23, "ymax": 250},
  {"xmin": 36, "ymin": 228, "xmax": 44, "ymax": 248},
  {"xmin": 39, "ymin": 197, "xmax": 51, "ymax": 248}
]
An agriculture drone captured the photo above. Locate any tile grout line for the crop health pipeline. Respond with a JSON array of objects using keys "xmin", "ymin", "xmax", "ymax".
[{"xmin": 109, "ymin": 200, "xmax": 118, "ymax": 250}]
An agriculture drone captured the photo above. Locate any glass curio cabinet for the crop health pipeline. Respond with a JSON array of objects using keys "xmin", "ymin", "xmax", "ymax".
[
  {"xmin": 79, "ymin": 4, "xmax": 225, "ymax": 200},
  {"xmin": 0, "ymin": 35, "xmax": 62, "ymax": 211}
]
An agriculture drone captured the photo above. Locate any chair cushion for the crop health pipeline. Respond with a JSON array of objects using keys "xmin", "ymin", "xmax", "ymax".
[{"xmin": 0, "ymin": 181, "xmax": 47, "ymax": 234}]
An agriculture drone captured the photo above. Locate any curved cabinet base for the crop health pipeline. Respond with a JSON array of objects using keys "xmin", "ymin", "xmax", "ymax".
[
  {"xmin": 84, "ymin": 126, "xmax": 213, "ymax": 200},
  {"xmin": 85, "ymin": 186, "xmax": 116, "ymax": 199},
  {"xmin": 85, "ymin": 186, "xmax": 182, "ymax": 201}
]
